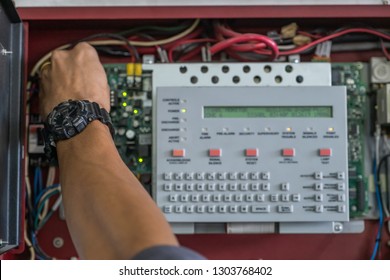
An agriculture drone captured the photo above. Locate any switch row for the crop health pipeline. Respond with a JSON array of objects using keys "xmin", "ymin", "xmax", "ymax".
[
  {"xmin": 167, "ymin": 193, "xmax": 302, "ymax": 203},
  {"xmin": 163, "ymin": 204, "xmax": 346, "ymax": 214},
  {"xmin": 163, "ymin": 172, "xmax": 271, "ymax": 181},
  {"xmin": 172, "ymin": 148, "xmax": 333, "ymax": 158},
  {"xmin": 162, "ymin": 204, "xmax": 294, "ymax": 214},
  {"xmin": 163, "ymin": 182, "xmax": 272, "ymax": 191}
]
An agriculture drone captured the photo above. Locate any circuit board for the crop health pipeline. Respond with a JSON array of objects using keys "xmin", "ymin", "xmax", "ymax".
[
  {"xmin": 104, "ymin": 62, "xmax": 369, "ymax": 218},
  {"xmin": 331, "ymin": 63, "xmax": 369, "ymax": 218},
  {"xmin": 104, "ymin": 64, "xmax": 153, "ymax": 193}
]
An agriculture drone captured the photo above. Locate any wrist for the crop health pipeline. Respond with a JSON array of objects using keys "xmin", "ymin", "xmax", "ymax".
[
  {"xmin": 43, "ymin": 100, "xmax": 114, "ymax": 164},
  {"xmin": 57, "ymin": 121, "xmax": 114, "ymax": 162}
]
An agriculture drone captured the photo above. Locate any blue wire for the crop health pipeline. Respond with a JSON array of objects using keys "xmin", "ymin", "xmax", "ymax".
[
  {"xmin": 34, "ymin": 184, "xmax": 61, "ymax": 207},
  {"xmin": 37, "ymin": 167, "xmax": 43, "ymax": 193},
  {"xmin": 370, "ymin": 158, "xmax": 384, "ymax": 260},
  {"xmin": 33, "ymin": 167, "xmax": 39, "ymax": 199}
]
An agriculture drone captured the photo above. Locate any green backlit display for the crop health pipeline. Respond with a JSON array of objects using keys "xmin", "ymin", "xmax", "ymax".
[{"xmin": 204, "ymin": 106, "xmax": 333, "ymax": 118}]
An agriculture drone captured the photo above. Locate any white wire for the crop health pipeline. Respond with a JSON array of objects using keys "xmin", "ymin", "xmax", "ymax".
[
  {"xmin": 24, "ymin": 222, "xmax": 35, "ymax": 260},
  {"xmin": 40, "ymin": 167, "xmax": 56, "ymax": 219},
  {"xmin": 29, "ymin": 19, "xmax": 200, "ymax": 77},
  {"xmin": 36, "ymin": 187, "xmax": 61, "ymax": 226}
]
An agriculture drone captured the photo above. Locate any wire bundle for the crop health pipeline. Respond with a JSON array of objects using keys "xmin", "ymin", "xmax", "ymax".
[{"xmin": 25, "ymin": 166, "xmax": 61, "ymax": 260}]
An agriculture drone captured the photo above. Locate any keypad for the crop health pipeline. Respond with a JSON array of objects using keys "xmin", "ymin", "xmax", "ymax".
[{"xmin": 160, "ymin": 170, "xmax": 348, "ymax": 220}]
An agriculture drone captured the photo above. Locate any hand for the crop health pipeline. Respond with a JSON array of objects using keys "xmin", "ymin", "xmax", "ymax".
[{"xmin": 39, "ymin": 42, "xmax": 110, "ymax": 119}]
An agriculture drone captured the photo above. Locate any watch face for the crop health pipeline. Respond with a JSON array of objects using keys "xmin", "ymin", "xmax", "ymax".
[{"xmin": 49, "ymin": 101, "xmax": 84, "ymax": 139}]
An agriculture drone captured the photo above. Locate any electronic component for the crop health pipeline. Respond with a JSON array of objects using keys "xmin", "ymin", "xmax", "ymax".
[
  {"xmin": 28, "ymin": 124, "xmax": 45, "ymax": 154},
  {"xmin": 371, "ymin": 57, "xmax": 390, "ymax": 83},
  {"xmin": 151, "ymin": 63, "xmax": 348, "ymax": 233},
  {"xmin": 377, "ymin": 84, "xmax": 390, "ymax": 126},
  {"xmin": 104, "ymin": 64, "xmax": 153, "ymax": 193},
  {"xmin": 332, "ymin": 63, "xmax": 369, "ymax": 217}
]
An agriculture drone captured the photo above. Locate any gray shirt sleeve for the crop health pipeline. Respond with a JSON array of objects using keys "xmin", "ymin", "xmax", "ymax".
[{"xmin": 132, "ymin": 245, "xmax": 206, "ymax": 260}]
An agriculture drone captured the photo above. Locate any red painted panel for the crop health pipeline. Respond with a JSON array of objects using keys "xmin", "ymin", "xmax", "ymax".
[{"xmin": 17, "ymin": 6, "xmax": 390, "ymax": 21}]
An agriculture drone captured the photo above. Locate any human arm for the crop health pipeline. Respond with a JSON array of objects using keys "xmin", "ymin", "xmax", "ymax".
[{"xmin": 39, "ymin": 43, "xmax": 179, "ymax": 259}]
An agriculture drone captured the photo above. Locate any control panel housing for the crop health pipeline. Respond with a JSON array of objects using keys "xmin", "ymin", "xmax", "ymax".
[{"xmin": 154, "ymin": 84, "xmax": 348, "ymax": 224}]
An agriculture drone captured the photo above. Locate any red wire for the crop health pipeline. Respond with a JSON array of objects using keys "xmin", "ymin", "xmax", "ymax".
[
  {"xmin": 180, "ymin": 45, "xmax": 204, "ymax": 61},
  {"xmin": 210, "ymin": 34, "xmax": 279, "ymax": 60},
  {"xmin": 381, "ymin": 40, "xmax": 390, "ymax": 61},
  {"xmin": 280, "ymin": 28, "xmax": 390, "ymax": 56},
  {"xmin": 297, "ymin": 31, "xmax": 323, "ymax": 39},
  {"xmin": 214, "ymin": 23, "xmax": 267, "ymax": 52}
]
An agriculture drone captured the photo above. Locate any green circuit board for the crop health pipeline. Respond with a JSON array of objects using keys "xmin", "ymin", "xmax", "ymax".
[
  {"xmin": 331, "ymin": 62, "xmax": 369, "ymax": 218},
  {"xmin": 104, "ymin": 64, "xmax": 153, "ymax": 193}
]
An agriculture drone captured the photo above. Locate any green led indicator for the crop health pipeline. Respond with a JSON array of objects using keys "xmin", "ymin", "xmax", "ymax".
[
  {"xmin": 122, "ymin": 92, "xmax": 127, "ymax": 97},
  {"xmin": 138, "ymin": 157, "xmax": 144, "ymax": 163},
  {"xmin": 133, "ymin": 109, "xmax": 139, "ymax": 115},
  {"xmin": 122, "ymin": 102, "xmax": 127, "ymax": 107}
]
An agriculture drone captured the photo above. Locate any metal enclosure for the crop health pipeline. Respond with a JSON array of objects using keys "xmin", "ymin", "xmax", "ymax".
[{"xmin": 0, "ymin": 0, "xmax": 23, "ymax": 254}]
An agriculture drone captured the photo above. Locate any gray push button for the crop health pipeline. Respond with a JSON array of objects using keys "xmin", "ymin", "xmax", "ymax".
[
  {"xmin": 163, "ymin": 173, "xmax": 172, "ymax": 180},
  {"xmin": 240, "ymin": 205, "xmax": 249, "ymax": 213},
  {"xmin": 250, "ymin": 172, "xmax": 259, "ymax": 180},
  {"xmin": 239, "ymin": 172, "xmax": 248, "ymax": 180},
  {"xmin": 229, "ymin": 183, "xmax": 238, "ymax": 191},
  {"xmin": 314, "ymin": 172, "xmax": 323, "ymax": 180},
  {"xmin": 206, "ymin": 172, "xmax": 216, "ymax": 180},
  {"xmin": 228, "ymin": 172, "xmax": 237, "ymax": 180},
  {"xmin": 261, "ymin": 172, "xmax": 271, "ymax": 180},
  {"xmin": 174, "ymin": 205, "xmax": 183, "ymax": 213},
  {"xmin": 314, "ymin": 183, "xmax": 323, "ymax": 191},
  {"xmin": 281, "ymin": 183, "xmax": 290, "ymax": 191},
  {"xmin": 315, "ymin": 205, "xmax": 324, "ymax": 213},
  {"xmin": 217, "ymin": 172, "xmax": 226, "ymax": 180},
  {"xmin": 252, "ymin": 205, "xmax": 270, "ymax": 213},
  {"xmin": 207, "ymin": 205, "xmax": 216, "ymax": 213},
  {"xmin": 196, "ymin": 183, "xmax": 205, "ymax": 191},
  {"xmin": 163, "ymin": 205, "xmax": 172, "ymax": 213},
  {"xmin": 185, "ymin": 183, "xmax": 194, "ymax": 191},
  {"xmin": 262, "ymin": 183, "xmax": 271, "ymax": 191},
  {"xmin": 173, "ymin": 172, "xmax": 183, "ymax": 180},
  {"xmin": 195, "ymin": 172, "xmax": 204, "ymax": 180},
  {"xmin": 184, "ymin": 172, "xmax": 193, "ymax": 180},
  {"xmin": 278, "ymin": 205, "xmax": 294, "ymax": 213},
  {"xmin": 174, "ymin": 184, "xmax": 183, "ymax": 191}
]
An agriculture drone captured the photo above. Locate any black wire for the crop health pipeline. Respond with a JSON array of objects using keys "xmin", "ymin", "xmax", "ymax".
[
  {"xmin": 72, "ymin": 33, "xmax": 140, "ymax": 62},
  {"xmin": 94, "ymin": 46, "xmax": 131, "ymax": 57}
]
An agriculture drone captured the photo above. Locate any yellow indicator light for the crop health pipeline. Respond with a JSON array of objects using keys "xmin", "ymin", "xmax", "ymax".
[
  {"xmin": 286, "ymin": 127, "xmax": 292, "ymax": 132},
  {"xmin": 181, "ymin": 108, "xmax": 187, "ymax": 113},
  {"xmin": 138, "ymin": 158, "xmax": 144, "ymax": 163},
  {"xmin": 122, "ymin": 92, "xmax": 127, "ymax": 97},
  {"xmin": 328, "ymin": 127, "xmax": 334, "ymax": 132},
  {"xmin": 122, "ymin": 102, "xmax": 127, "ymax": 107},
  {"xmin": 133, "ymin": 109, "xmax": 139, "ymax": 115}
]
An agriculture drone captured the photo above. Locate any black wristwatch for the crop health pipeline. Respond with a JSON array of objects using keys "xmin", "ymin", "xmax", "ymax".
[{"xmin": 43, "ymin": 99, "xmax": 114, "ymax": 163}]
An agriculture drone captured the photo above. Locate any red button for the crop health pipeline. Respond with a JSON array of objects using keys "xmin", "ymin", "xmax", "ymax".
[
  {"xmin": 245, "ymin": 149, "xmax": 258, "ymax": 157},
  {"xmin": 319, "ymin": 148, "xmax": 332, "ymax": 157},
  {"xmin": 209, "ymin": 149, "xmax": 222, "ymax": 157},
  {"xmin": 282, "ymin": 148, "xmax": 295, "ymax": 157},
  {"xmin": 172, "ymin": 149, "xmax": 185, "ymax": 157}
]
